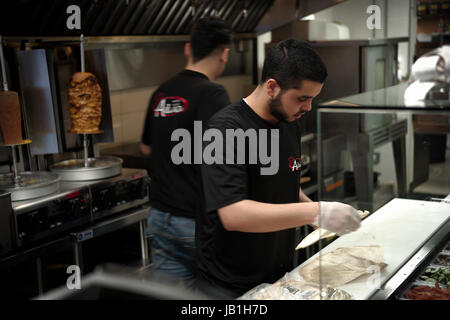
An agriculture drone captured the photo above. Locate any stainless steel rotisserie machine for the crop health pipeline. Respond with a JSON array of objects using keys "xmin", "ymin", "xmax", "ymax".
[{"xmin": 0, "ymin": 36, "xmax": 150, "ymax": 257}]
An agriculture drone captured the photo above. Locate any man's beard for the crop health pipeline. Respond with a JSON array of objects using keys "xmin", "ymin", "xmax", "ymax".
[{"xmin": 268, "ymin": 92, "xmax": 290, "ymax": 123}]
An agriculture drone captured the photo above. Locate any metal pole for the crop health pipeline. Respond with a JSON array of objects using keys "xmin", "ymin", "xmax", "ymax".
[
  {"xmin": 0, "ymin": 35, "xmax": 8, "ymax": 91},
  {"xmin": 36, "ymin": 257, "xmax": 44, "ymax": 296},
  {"xmin": 139, "ymin": 219, "xmax": 150, "ymax": 267},
  {"xmin": 80, "ymin": 34, "xmax": 90, "ymax": 168},
  {"xmin": 318, "ymin": 210, "xmax": 323, "ymax": 300},
  {"xmin": 317, "ymin": 109, "xmax": 323, "ymax": 300},
  {"xmin": 407, "ymin": 0, "xmax": 415, "ymax": 79},
  {"xmin": 317, "ymin": 110, "xmax": 322, "ymax": 200},
  {"xmin": 83, "ymin": 134, "xmax": 89, "ymax": 168},
  {"xmin": 80, "ymin": 34, "xmax": 85, "ymax": 73},
  {"xmin": 73, "ymin": 242, "xmax": 84, "ymax": 276},
  {"xmin": 11, "ymin": 145, "xmax": 20, "ymax": 185}
]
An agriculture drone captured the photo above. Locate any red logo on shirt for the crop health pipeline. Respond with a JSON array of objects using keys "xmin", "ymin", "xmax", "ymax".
[
  {"xmin": 153, "ymin": 96, "xmax": 189, "ymax": 117},
  {"xmin": 288, "ymin": 156, "xmax": 302, "ymax": 172}
]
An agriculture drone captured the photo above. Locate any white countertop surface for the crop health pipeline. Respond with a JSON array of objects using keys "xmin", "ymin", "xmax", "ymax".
[{"xmin": 286, "ymin": 198, "xmax": 450, "ymax": 300}]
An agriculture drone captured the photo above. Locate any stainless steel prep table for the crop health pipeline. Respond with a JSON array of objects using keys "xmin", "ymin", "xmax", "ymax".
[
  {"xmin": 246, "ymin": 198, "xmax": 449, "ymax": 300},
  {"xmin": 71, "ymin": 205, "xmax": 150, "ymax": 276}
]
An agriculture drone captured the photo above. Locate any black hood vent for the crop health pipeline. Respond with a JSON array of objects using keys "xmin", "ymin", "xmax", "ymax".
[{"xmin": 1, "ymin": 0, "xmax": 275, "ymax": 37}]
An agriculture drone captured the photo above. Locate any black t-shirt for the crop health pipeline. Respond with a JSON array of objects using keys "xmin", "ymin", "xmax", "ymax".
[
  {"xmin": 141, "ymin": 70, "xmax": 230, "ymax": 219},
  {"xmin": 198, "ymin": 99, "xmax": 302, "ymax": 297}
]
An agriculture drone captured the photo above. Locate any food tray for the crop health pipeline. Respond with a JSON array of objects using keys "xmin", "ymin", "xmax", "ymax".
[
  {"xmin": 443, "ymin": 244, "xmax": 450, "ymax": 254},
  {"xmin": 396, "ymin": 259, "xmax": 450, "ymax": 300},
  {"xmin": 444, "ymin": 240, "xmax": 450, "ymax": 252},
  {"xmin": 394, "ymin": 237, "xmax": 450, "ymax": 300},
  {"xmin": 0, "ymin": 139, "xmax": 32, "ymax": 147},
  {"xmin": 433, "ymin": 253, "xmax": 450, "ymax": 267},
  {"xmin": 416, "ymin": 264, "xmax": 450, "ymax": 286},
  {"xmin": 0, "ymin": 171, "xmax": 60, "ymax": 201},
  {"xmin": 49, "ymin": 156, "xmax": 123, "ymax": 181},
  {"xmin": 399, "ymin": 280, "xmax": 448, "ymax": 300}
]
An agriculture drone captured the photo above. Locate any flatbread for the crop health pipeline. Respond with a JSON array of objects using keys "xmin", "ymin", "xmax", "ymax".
[
  {"xmin": 299, "ymin": 245, "xmax": 387, "ymax": 287},
  {"xmin": 296, "ymin": 228, "xmax": 334, "ymax": 249},
  {"xmin": 243, "ymin": 280, "xmax": 353, "ymax": 300}
]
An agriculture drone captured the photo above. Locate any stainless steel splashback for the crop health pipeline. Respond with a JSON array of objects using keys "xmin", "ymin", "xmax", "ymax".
[
  {"xmin": 17, "ymin": 49, "xmax": 60, "ymax": 156},
  {"xmin": 104, "ymin": 42, "xmax": 186, "ymax": 91},
  {"xmin": 17, "ymin": 47, "xmax": 115, "ymax": 154},
  {"xmin": 103, "ymin": 39, "xmax": 255, "ymax": 91},
  {"xmin": 85, "ymin": 50, "xmax": 115, "ymax": 146}
]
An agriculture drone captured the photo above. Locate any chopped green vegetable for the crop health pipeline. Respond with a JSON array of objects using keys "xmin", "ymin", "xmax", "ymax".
[{"xmin": 420, "ymin": 267, "xmax": 450, "ymax": 285}]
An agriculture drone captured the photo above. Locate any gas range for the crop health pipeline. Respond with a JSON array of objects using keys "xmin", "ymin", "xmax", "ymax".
[{"xmin": 11, "ymin": 168, "xmax": 150, "ymax": 248}]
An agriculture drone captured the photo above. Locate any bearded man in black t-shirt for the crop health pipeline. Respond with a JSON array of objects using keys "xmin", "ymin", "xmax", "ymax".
[
  {"xmin": 140, "ymin": 17, "xmax": 232, "ymax": 289},
  {"xmin": 197, "ymin": 39, "xmax": 362, "ymax": 298}
]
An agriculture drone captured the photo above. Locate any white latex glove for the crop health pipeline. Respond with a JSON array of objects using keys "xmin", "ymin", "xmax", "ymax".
[{"xmin": 312, "ymin": 201, "xmax": 361, "ymax": 236}]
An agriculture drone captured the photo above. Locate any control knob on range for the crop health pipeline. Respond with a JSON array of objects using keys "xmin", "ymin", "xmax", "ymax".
[
  {"xmin": 98, "ymin": 188, "xmax": 113, "ymax": 210},
  {"xmin": 68, "ymin": 200, "xmax": 82, "ymax": 218}
]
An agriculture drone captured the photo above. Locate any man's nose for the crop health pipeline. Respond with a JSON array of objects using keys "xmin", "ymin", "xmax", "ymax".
[{"xmin": 302, "ymin": 100, "xmax": 312, "ymax": 111}]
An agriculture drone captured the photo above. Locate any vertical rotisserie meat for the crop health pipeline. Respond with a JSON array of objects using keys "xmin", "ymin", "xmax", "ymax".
[
  {"xmin": 0, "ymin": 91, "xmax": 23, "ymax": 144},
  {"xmin": 67, "ymin": 71, "xmax": 102, "ymax": 133}
]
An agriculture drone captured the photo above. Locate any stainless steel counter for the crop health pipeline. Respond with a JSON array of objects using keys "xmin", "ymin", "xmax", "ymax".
[{"xmin": 277, "ymin": 198, "xmax": 449, "ymax": 300}]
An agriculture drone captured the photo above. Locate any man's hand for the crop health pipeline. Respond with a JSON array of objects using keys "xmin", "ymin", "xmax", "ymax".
[
  {"xmin": 140, "ymin": 143, "xmax": 151, "ymax": 156},
  {"xmin": 312, "ymin": 202, "xmax": 361, "ymax": 235}
]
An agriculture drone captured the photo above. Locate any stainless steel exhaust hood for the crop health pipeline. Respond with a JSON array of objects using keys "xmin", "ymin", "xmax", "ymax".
[
  {"xmin": 256, "ymin": 0, "xmax": 347, "ymax": 34},
  {"xmin": 0, "ymin": 0, "xmax": 275, "ymax": 37}
]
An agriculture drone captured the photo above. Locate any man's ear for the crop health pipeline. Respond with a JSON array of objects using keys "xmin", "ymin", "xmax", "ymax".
[
  {"xmin": 220, "ymin": 48, "xmax": 230, "ymax": 64},
  {"xmin": 265, "ymin": 78, "xmax": 280, "ymax": 98},
  {"xmin": 184, "ymin": 43, "xmax": 191, "ymax": 59}
]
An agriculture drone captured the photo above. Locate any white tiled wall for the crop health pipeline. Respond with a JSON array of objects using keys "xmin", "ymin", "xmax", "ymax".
[
  {"xmin": 99, "ymin": 75, "xmax": 253, "ymax": 151},
  {"xmin": 99, "ymin": 86, "xmax": 157, "ymax": 151}
]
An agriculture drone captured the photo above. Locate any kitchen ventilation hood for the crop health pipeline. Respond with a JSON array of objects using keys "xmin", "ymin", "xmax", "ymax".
[
  {"xmin": 0, "ymin": 0, "xmax": 351, "ymax": 38},
  {"xmin": 0, "ymin": 0, "xmax": 274, "ymax": 37}
]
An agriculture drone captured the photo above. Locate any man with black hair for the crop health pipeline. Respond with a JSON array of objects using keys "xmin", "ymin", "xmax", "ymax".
[
  {"xmin": 140, "ymin": 17, "xmax": 232, "ymax": 289},
  {"xmin": 197, "ymin": 39, "xmax": 361, "ymax": 298}
]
